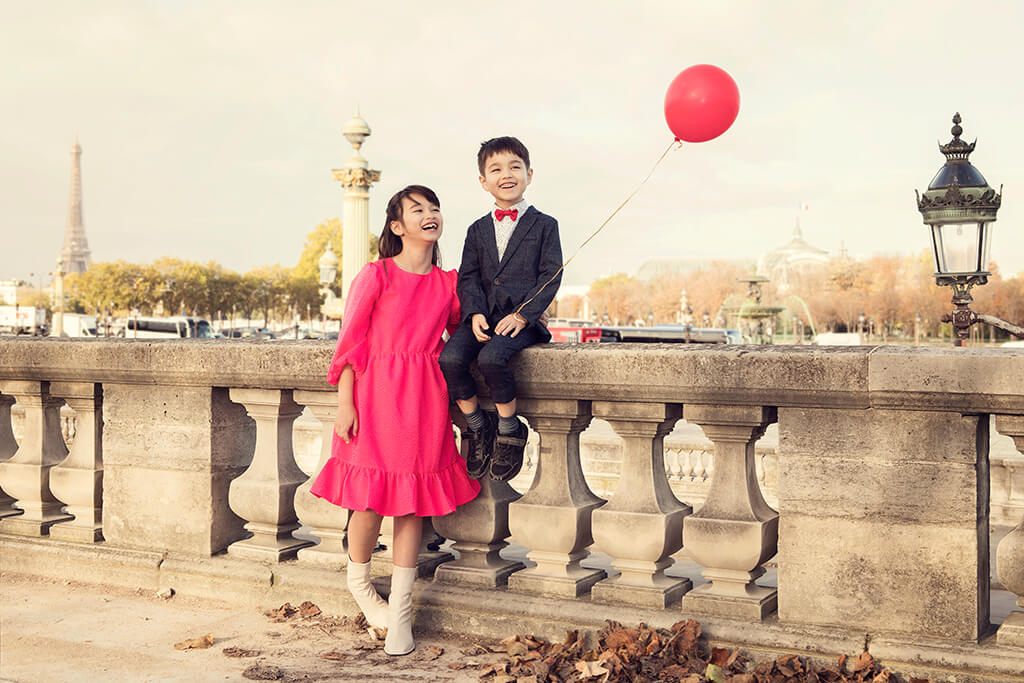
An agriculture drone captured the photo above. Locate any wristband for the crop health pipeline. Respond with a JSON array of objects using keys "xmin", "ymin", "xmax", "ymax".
[{"xmin": 512, "ymin": 312, "xmax": 528, "ymax": 325}]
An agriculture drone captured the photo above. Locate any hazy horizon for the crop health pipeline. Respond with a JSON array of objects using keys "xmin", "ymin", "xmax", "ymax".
[{"xmin": 3, "ymin": 1, "xmax": 1023, "ymax": 287}]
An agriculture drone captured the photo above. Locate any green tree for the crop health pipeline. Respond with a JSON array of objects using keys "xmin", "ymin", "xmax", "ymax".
[{"xmin": 293, "ymin": 218, "xmax": 379, "ymax": 286}]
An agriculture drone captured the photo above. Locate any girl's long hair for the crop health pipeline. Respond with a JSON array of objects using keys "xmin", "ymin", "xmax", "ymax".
[{"xmin": 378, "ymin": 185, "xmax": 442, "ymax": 267}]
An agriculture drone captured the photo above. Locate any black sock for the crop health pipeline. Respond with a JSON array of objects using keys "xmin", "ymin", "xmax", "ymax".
[
  {"xmin": 498, "ymin": 414, "xmax": 520, "ymax": 435},
  {"xmin": 463, "ymin": 407, "xmax": 486, "ymax": 433}
]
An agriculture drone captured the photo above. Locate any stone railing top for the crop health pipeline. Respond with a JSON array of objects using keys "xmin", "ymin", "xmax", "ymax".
[{"xmin": 1, "ymin": 339, "xmax": 1022, "ymax": 414}]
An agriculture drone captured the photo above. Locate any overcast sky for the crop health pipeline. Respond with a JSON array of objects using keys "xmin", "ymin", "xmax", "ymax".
[{"xmin": 3, "ymin": 1, "xmax": 1023, "ymax": 288}]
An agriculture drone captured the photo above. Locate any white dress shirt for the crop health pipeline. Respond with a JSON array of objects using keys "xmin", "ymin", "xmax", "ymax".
[{"xmin": 491, "ymin": 198, "xmax": 531, "ymax": 262}]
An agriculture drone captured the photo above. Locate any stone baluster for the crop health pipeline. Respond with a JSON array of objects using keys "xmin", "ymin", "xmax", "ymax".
[
  {"xmin": 994, "ymin": 414, "xmax": 1024, "ymax": 647},
  {"xmin": 48, "ymin": 383, "xmax": 103, "ymax": 542},
  {"xmin": 590, "ymin": 402, "xmax": 692, "ymax": 607},
  {"xmin": 0, "ymin": 393, "xmax": 21, "ymax": 519},
  {"xmin": 680, "ymin": 450, "xmax": 695, "ymax": 481},
  {"xmin": 226, "ymin": 388, "xmax": 312, "ymax": 561},
  {"xmin": 681, "ymin": 405, "xmax": 778, "ymax": 619},
  {"xmin": 508, "ymin": 399, "xmax": 605, "ymax": 597},
  {"xmin": 0, "ymin": 381, "xmax": 73, "ymax": 534},
  {"xmin": 693, "ymin": 450, "xmax": 707, "ymax": 481},
  {"xmin": 292, "ymin": 390, "xmax": 349, "ymax": 568},
  {"xmin": 434, "ymin": 411, "xmax": 524, "ymax": 587},
  {"xmin": 665, "ymin": 448, "xmax": 681, "ymax": 481}
]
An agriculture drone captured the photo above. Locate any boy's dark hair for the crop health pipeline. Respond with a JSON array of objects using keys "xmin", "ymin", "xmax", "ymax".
[
  {"xmin": 378, "ymin": 184, "xmax": 441, "ymax": 266},
  {"xmin": 477, "ymin": 136, "xmax": 531, "ymax": 175}
]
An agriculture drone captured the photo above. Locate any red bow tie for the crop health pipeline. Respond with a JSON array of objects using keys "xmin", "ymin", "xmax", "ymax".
[{"xmin": 495, "ymin": 208, "xmax": 518, "ymax": 221}]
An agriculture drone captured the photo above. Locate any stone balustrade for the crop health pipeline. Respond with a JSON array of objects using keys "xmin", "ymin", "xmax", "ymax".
[{"xmin": 1, "ymin": 338, "xmax": 1023, "ymax": 677}]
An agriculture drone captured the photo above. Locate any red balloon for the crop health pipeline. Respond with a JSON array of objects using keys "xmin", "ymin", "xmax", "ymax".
[{"xmin": 664, "ymin": 65, "xmax": 740, "ymax": 143}]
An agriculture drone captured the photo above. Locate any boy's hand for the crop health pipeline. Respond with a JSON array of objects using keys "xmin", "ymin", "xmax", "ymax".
[
  {"xmin": 495, "ymin": 313, "xmax": 528, "ymax": 337},
  {"xmin": 334, "ymin": 402, "xmax": 358, "ymax": 443},
  {"xmin": 472, "ymin": 314, "xmax": 492, "ymax": 342}
]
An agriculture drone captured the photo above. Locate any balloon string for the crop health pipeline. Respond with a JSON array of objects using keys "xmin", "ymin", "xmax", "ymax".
[{"xmin": 515, "ymin": 139, "xmax": 682, "ymax": 318}]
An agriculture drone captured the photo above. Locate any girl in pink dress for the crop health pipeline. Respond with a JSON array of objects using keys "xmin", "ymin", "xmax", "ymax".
[{"xmin": 310, "ymin": 185, "xmax": 480, "ymax": 656}]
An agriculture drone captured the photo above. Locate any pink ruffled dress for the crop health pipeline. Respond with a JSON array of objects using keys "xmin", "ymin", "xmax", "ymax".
[{"xmin": 310, "ymin": 259, "xmax": 481, "ymax": 517}]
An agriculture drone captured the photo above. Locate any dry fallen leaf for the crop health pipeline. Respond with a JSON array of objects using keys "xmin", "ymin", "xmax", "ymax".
[
  {"xmin": 704, "ymin": 662, "xmax": 726, "ymax": 683},
  {"xmin": 222, "ymin": 646, "xmax": 259, "ymax": 658},
  {"xmin": 574, "ymin": 659, "xmax": 609, "ymax": 679},
  {"xmin": 299, "ymin": 601, "xmax": 321, "ymax": 618},
  {"xmin": 263, "ymin": 603, "xmax": 297, "ymax": 622},
  {"xmin": 173, "ymin": 634, "xmax": 214, "ymax": 651},
  {"xmin": 854, "ymin": 650, "xmax": 875, "ymax": 672}
]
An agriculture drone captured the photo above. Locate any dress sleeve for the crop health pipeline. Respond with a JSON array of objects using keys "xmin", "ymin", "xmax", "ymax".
[
  {"xmin": 445, "ymin": 268, "xmax": 461, "ymax": 337},
  {"xmin": 326, "ymin": 262, "xmax": 382, "ymax": 385}
]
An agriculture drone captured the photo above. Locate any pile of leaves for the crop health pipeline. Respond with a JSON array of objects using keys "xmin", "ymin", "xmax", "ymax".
[{"xmin": 470, "ymin": 620, "xmax": 930, "ymax": 683}]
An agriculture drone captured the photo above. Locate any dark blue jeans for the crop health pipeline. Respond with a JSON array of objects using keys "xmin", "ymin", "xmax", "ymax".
[{"xmin": 439, "ymin": 321, "xmax": 544, "ymax": 405}]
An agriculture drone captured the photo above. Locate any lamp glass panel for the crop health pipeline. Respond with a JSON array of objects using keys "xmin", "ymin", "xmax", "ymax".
[
  {"xmin": 319, "ymin": 265, "xmax": 336, "ymax": 285},
  {"xmin": 980, "ymin": 223, "xmax": 993, "ymax": 272},
  {"xmin": 931, "ymin": 222, "xmax": 983, "ymax": 274}
]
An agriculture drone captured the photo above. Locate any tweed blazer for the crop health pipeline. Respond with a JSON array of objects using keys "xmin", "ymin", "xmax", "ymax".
[{"xmin": 456, "ymin": 206, "xmax": 563, "ymax": 340}]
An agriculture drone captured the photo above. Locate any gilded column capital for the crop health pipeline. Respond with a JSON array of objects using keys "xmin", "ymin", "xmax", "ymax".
[{"xmin": 332, "ymin": 166, "xmax": 382, "ymax": 190}]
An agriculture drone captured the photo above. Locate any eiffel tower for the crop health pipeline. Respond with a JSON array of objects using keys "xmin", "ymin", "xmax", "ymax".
[{"xmin": 60, "ymin": 138, "xmax": 91, "ymax": 274}]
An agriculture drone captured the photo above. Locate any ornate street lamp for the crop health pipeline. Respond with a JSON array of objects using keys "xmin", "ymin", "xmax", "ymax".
[
  {"xmin": 916, "ymin": 113, "xmax": 1023, "ymax": 344},
  {"xmin": 318, "ymin": 244, "xmax": 343, "ymax": 324},
  {"xmin": 318, "ymin": 244, "xmax": 339, "ymax": 287}
]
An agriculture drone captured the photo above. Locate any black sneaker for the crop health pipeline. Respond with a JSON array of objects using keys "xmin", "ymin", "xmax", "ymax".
[
  {"xmin": 490, "ymin": 418, "xmax": 528, "ymax": 482},
  {"xmin": 463, "ymin": 411, "xmax": 496, "ymax": 480}
]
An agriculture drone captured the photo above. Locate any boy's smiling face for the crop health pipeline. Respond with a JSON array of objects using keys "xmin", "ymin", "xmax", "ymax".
[{"xmin": 479, "ymin": 150, "xmax": 532, "ymax": 209}]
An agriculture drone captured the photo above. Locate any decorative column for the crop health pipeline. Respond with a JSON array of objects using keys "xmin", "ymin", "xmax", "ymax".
[
  {"xmin": 226, "ymin": 388, "xmax": 312, "ymax": 561},
  {"xmin": 48, "ymin": 383, "xmax": 103, "ymax": 542},
  {"xmin": 508, "ymin": 399, "xmax": 606, "ymax": 598},
  {"xmin": 434, "ymin": 410, "xmax": 524, "ymax": 587},
  {"xmin": 332, "ymin": 113, "xmax": 381, "ymax": 302},
  {"xmin": 681, "ymin": 405, "xmax": 778, "ymax": 620},
  {"xmin": 590, "ymin": 402, "xmax": 692, "ymax": 607},
  {"xmin": 292, "ymin": 389, "xmax": 349, "ymax": 568},
  {"xmin": 995, "ymin": 414, "xmax": 1024, "ymax": 647},
  {"xmin": 0, "ymin": 381, "xmax": 72, "ymax": 534},
  {"xmin": 0, "ymin": 392, "xmax": 21, "ymax": 519}
]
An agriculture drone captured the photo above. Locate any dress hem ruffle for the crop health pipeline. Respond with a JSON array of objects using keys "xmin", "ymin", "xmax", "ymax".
[{"xmin": 310, "ymin": 456, "xmax": 481, "ymax": 517}]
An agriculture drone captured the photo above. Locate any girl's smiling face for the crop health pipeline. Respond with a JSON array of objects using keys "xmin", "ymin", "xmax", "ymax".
[{"xmin": 390, "ymin": 193, "xmax": 443, "ymax": 246}]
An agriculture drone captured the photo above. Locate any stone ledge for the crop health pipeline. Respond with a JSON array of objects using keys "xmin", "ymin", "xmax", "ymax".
[
  {"xmin": 4, "ymin": 534, "xmax": 1021, "ymax": 682},
  {"xmin": 3, "ymin": 338, "xmax": 1024, "ymax": 413}
]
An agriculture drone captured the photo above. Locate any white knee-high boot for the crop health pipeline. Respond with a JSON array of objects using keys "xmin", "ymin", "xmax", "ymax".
[
  {"xmin": 346, "ymin": 558, "xmax": 388, "ymax": 629},
  {"xmin": 384, "ymin": 565, "xmax": 417, "ymax": 656}
]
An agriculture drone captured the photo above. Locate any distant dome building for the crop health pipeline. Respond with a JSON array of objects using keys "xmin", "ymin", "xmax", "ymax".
[{"xmin": 757, "ymin": 220, "xmax": 829, "ymax": 291}]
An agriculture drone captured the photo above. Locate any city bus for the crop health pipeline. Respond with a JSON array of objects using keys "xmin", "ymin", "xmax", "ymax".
[{"xmin": 120, "ymin": 316, "xmax": 214, "ymax": 339}]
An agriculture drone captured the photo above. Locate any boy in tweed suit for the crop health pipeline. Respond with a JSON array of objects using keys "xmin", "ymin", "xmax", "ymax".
[{"xmin": 439, "ymin": 136, "xmax": 563, "ymax": 482}]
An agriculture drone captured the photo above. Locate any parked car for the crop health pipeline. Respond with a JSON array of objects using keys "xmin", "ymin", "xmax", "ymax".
[{"xmin": 221, "ymin": 327, "xmax": 276, "ymax": 339}]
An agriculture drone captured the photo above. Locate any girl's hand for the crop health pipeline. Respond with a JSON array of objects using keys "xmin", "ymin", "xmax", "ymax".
[
  {"xmin": 334, "ymin": 402, "xmax": 358, "ymax": 443},
  {"xmin": 472, "ymin": 314, "xmax": 492, "ymax": 342},
  {"xmin": 495, "ymin": 313, "xmax": 527, "ymax": 337}
]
